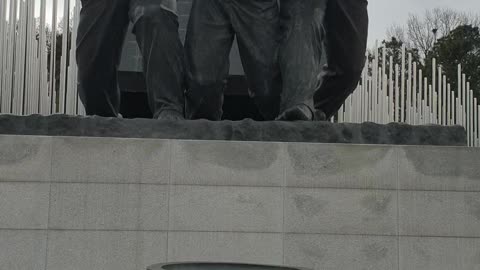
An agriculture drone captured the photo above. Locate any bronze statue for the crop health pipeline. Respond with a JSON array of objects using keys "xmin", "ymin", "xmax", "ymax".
[
  {"xmin": 277, "ymin": 0, "xmax": 369, "ymax": 121},
  {"xmin": 184, "ymin": 0, "xmax": 281, "ymax": 121},
  {"xmin": 76, "ymin": 0, "xmax": 185, "ymax": 120}
]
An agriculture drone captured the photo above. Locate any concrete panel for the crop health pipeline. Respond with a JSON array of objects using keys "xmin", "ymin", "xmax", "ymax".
[
  {"xmin": 52, "ymin": 137, "xmax": 170, "ymax": 184},
  {"xmin": 399, "ymin": 237, "xmax": 480, "ymax": 270},
  {"xmin": 284, "ymin": 234, "xmax": 398, "ymax": 270},
  {"xmin": 285, "ymin": 188, "xmax": 397, "ymax": 235},
  {"xmin": 0, "ymin": 183, "xmax": 49, "ymax": 229},
  {"xmin": 286, "ymin": 143, "xmax": 397, "ymax": 189},
  {"xmin": 0, "ymin": 230, "xmax": 47, "ymax": 270},
  {"xmin": 399, "ymin": 191, "xmax": 480, "ymax": 237},
  {"xmin": 169, "ymin": 185, "xmax": 283, "ymax": 232},
  {"xmin": 49, "ymin": 183, "xmax": 168, "ymax": 230},
  {"xmin": 0, "ymin": 135, "xmax": 51, "ymax": 181},
  {"xmin": 399, "ymin": 146, "xmax": 480, "ymax": 191},
  {"xmin": 47, "ymin": 231, "xmax": 167, "ymax": 270},
  {"xmin": 172, "ymin": 141, "xmax": 284, "ymax": 187},
  {"xmin": 168, "ymin": 232, "xmax": 283, "ymax": 265}
]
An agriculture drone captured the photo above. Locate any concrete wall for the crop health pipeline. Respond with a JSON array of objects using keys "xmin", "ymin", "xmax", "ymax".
[{"xmin": 1, "ymin": 135, "xmax": 480, "ymax": 270}]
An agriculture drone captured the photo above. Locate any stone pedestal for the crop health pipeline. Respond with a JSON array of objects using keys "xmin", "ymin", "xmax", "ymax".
[{"xmin": 0, "ymin": 116, "xmax": 478, "ymax": 270}]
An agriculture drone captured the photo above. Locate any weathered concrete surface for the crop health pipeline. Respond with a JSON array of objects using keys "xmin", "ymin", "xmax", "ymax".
[
  {"xmin": 1, "ymin": 135, "xmax": 480, "ymax": 270},
  {"xmin": 0, "ymin": 114, "xmax": 467, "ymax": 146}
]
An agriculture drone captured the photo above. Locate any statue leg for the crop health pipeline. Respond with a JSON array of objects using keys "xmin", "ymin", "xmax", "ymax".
[
  {"xmin": 76, "ymin": 0, "xmax": 130, "ymax": 117},
  {"xmin": 184, "ymin": 0, "xmax": 235, "ymax": 121},
  {"xmin": 130, "ymin": 0, "xmax": 185, "ymax": 119},
  {"xmin": 313, "ymin": 0, "xmax": 369, "ymax": 119},
  {"xmin": 229, "ymin": 0, "xmax": 282, "ymax": 121},
  {"xmin": 277, "ymin": 0, "xmax": 327, "ymax": 121}
]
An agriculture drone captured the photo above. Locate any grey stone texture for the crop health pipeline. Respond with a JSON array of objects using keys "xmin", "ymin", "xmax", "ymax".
[
  {"xmin": 172, "ymin": 141, "xmax": 285, "ymax": 187},
  {"xmin": 169, "ymin": 185, "xmax": 283, "ymax": 232},
  {"xmin": 284, "ymin": 188, "xmax": 397, "ymax": 235},
  {"xmin": 1, "ymin": 135, "xmax": 479, "ymax": 270},
  {"xmin": 0, "ymin": 230, "xmax": 47, "ymax": 270},
  {"xmin": 0, "ymin": 182, "xmax": 50, "ymax": 229},
  {"xmin": 47, "ymin": 231, "xmax": 167, "ymax": 270},
  {"xmin": 398, "ymin": 146, "xmax": 480, "ymax": 191},
  {"xmin": 399, "ymin": 191, "xmax": 480, "ymax": 237},
  {"xmin": 0, "ymin": 135, "xmax": 52, "ymax": 181},
  {"xmin": 49, "ymin": 183, "xmax": 169, "ymax": 230},
  {"xmin": 284, "ymin": 234, "xmax": 398, "ymax": 270},
  {"xmin": 52, "ymin": 137, "xmax": 171, "ymax": 183},
  {"xmin": 167, "ymin": 232, "xmax": 283, "ymax": 265},
  {"xmin": 0, "ymin": 114, "xmax": 467, "ymax": 146},
  {"xmin": 399, "ymin": 237, "xmax": 480, "ymax": 270},
  {"xmin": 286, "ymin": 143, "xmax": 398, "ymax": 189}
]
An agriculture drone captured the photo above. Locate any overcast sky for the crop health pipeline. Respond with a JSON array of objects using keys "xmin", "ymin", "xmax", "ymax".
[{"xmin": 368, "ymin": 0, "xmax": 480, "ymax": 46}]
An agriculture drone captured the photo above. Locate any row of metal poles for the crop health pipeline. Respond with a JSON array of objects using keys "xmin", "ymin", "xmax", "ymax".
[
  {"xmin": 0, "ymin": 0, "xmax": 84, "ymax": 117},
  {"xmin": 0, "ymin": 0, "xmax": 479, "ymax": 147},
  {"xmin": 338, "ymin": 45, "xmax": 479, "ymax": 147}
]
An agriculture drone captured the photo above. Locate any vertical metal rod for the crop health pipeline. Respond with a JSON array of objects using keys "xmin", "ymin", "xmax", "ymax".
[
  {"xmin": 406, "ymin": 53, "xmax": 412, "ymax": 123},
  {"xmin": 437, "ymin": 67, "xmax": 442, "ymax": 125},
  {"xmin": 400, "ymin": 45, "xmax": 405, "ymax": 122},
  {"xmin": 395, "ymin": 64, "xmax": 399, "ymax": 122},
  {"xmin": 447, "ymin": 84, "xmax": 451, "ymax": 126}
]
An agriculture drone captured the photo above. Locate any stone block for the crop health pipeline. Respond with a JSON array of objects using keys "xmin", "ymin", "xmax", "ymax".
[
  {"xmin": 286, "ymin": 143, "xmax": 397, "ymax": 189},
  {"xmin": 167, "ymin": 232, "xmax": 283, "ymax": 265},
  {"xmin": 0, "ymin": 183, "xmax": 49, "ymax": 229},
  {"xmin": 172, "ymin": 141, "xmax": 284, "ymax": 187},
  {"xmin": 0, "ymin": 115, "xmax": 466, "ymax": 146},
  {"xmin": 0, "ymin": 230, "xmax": 47, "ymax": 270},
  {"xmin": 46, "ymin": 231, "xmax": 167, "ymax": 270},
  {"xmin": 285, "ymin": 188, "xmax": 397, "ymax": 235},
  {"xmin": 0, "ymin": 135, "xmax": 52, "ymax": 181},
  {"xmin": 284, "ymin": 234, "xmax": 398, "ymax": 270},
  {"xmin": 49, "ymin": 183, "xmax": 168, "ymax": 230},
  {"xmin": 398, "ymin": 146, "xmax": 480, "ymax": 191},
  {"xmin": 399, "ymin": 191, "xmax": 480, "ymax": 237},
  {"xmin": 169, "ymin": 185, "xmax": 283, "ymax": 232},
  {"xmin": 399, "ymin": 237, "xmax": 480, "ymax": 270},
  {"xmin": 52, "ymin": 137, "xmax": 170, "ymax": 184}
]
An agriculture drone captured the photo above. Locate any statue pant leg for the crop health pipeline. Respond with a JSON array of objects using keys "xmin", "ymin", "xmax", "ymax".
[
  {"xmin": 129, "ymin": 0, "xmax": 185, "ymax": 118},
  {"xmin": 313, "ymin": 0, "xmax": 369, "ymax": 119},
  {"xmin": 229, "ymin": 0, "xmax": 282, "ymax": 120},
  {"xmin": 76, "ymin": 0, "xmax": 130, "ymax": 117},
  {"xmin": 184, "ymin": 0, "xmax": 235, "ymax": 120},
  {"xmin": 278, "ymin": 0, "xmax": 327, "ymax": 115}
]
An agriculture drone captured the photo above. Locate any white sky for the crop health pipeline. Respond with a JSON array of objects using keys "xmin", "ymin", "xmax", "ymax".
[{"xmin": 368, "ymin": 0, "xmax": 480, "ymax": 46}]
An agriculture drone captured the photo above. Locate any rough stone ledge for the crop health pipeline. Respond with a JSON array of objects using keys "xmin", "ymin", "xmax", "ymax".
[{"xmin": 0, "ymin": 114, "xmax": 467, "ymax": 146}]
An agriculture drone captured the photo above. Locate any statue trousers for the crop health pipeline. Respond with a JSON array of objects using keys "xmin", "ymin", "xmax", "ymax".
[
  {"xmin": 184, "ymin": 0, "xmax": 282, "ymax": 121},
  {"xmin": 279, "ymin": 0, "xmax": 369, "ymax": 119},
  {"xmin": 76, "ymin": 0, "xmax": 185, "ymax": 118}
]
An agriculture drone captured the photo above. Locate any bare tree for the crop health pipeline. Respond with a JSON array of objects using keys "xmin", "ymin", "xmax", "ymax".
[
  {"xmin": 385, "ymin": 8, "xmax": 480, "ymax": 58},
  {"xmin": 386, "ymin": 24, "xmax": 410, "ymax": 46}
]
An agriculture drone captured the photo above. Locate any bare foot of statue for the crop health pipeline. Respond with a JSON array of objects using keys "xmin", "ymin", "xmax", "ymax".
[
  {"xmin": 276, "ymin": 104, "xmax": 314, "ymax": 121},
  {"xmin": 156, "ymin": 110, "xmax": 185, "ymax": 121}
]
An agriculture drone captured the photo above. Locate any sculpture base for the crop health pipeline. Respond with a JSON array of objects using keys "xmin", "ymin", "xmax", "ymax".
[{"xmin": 0, "ymin": 114, "xmax": 466, "ymax": 146}]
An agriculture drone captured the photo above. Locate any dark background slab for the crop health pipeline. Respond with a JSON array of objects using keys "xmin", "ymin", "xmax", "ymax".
[{"xmin": 0, "ymin": 115, "xmax": 467, "ymax": 146}]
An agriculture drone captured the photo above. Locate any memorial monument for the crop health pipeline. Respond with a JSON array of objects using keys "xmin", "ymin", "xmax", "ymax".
[{"xmin": 0, "ymin": 1, "xmax": 479, "ymax": 270}]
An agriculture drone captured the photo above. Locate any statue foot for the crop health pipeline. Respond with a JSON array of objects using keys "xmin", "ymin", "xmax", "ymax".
[
  {"xmin": 314, "ymin": 110, "xmax": 327, "ymax": 121},
  {"xmin": 276, "ymin": 104, "xmax": 314, "ymax": 121},
  {"xmin": 156, "ymin": 110, "xmax": 185, "ymax": 121}
]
